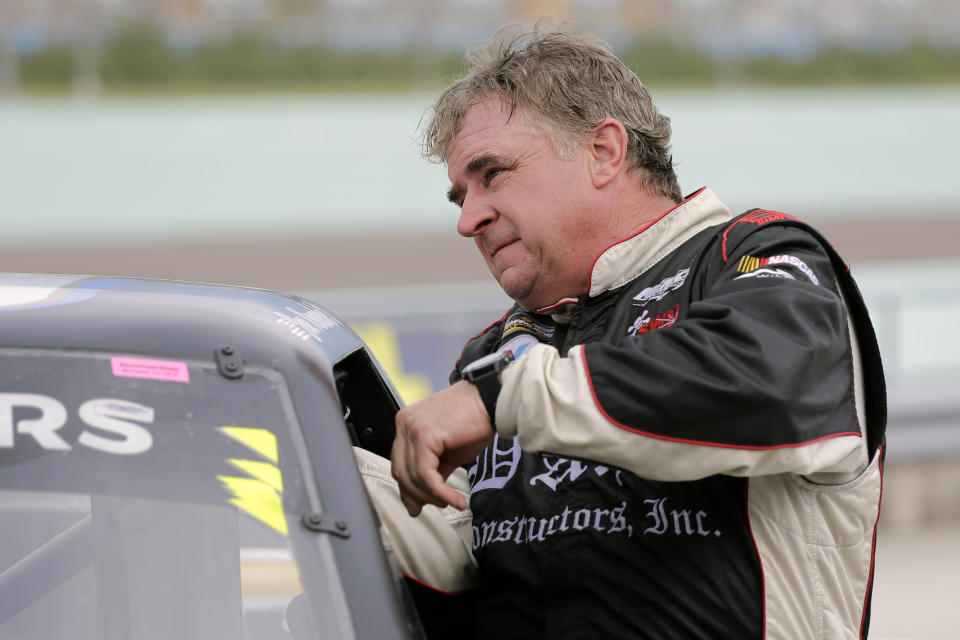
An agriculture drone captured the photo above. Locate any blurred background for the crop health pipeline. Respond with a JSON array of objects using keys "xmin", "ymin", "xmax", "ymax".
[{"xmin": 2, "ymin": 1, "xmax": 958, "ymax": 636}]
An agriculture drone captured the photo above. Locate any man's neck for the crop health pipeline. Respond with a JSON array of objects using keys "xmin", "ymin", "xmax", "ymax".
[{"xmin": 604, "ymin": 182, "xmax": 681, "ymax": 242}]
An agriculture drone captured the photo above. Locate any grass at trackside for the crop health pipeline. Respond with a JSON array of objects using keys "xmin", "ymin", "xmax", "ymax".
[
  {"xmin": 13, "ymin": 75, "xmax": 960, "ymax": 100},
  {"xmin": 10, "ymin": 23, "xmax": 960, "ymax": 97}
]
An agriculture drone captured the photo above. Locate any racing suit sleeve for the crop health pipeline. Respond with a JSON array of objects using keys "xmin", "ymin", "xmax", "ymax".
[
  {"xmin": 495, "ymin": 225, "xmax": 870, "ymax": 482},
  {"xmin": 353, "ymin": 447, "xmax": 479, "ymax": 593}
]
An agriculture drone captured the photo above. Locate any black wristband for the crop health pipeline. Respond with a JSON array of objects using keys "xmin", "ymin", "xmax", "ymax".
[
  {"xmin": 472, "ymin": 371, "xmax": 501, "ymax": 423},
  {"xmin": 462, "ymin": 351, "xmax": 514, "ymax": 424}
]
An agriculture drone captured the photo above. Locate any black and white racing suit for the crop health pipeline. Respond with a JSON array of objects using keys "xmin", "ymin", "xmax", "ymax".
[{"xmin": 359, "ymin": 187, "xmax": 886, "ymax": 639}]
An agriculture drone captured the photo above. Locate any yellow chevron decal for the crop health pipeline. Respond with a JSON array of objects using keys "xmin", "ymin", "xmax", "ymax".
[
  {"xmin": 218, "ymin": 474, "xmax": 287, "ymax": 535},
  {"xmin": 218, "ymin": 427, "xmax": 286, "ymax": 535},
  {"xmin": 228, "ymin": 458, "xmax": 283, "ymax": 492},
  {"xmin": 220, "ymin": 426, "xmax": 279, "ymax": 463}
]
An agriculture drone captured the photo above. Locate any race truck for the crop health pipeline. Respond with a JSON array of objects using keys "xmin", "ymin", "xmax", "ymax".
[{"xmin": 0, "ymin": 273, "xmax": 456, "ymax": 639}]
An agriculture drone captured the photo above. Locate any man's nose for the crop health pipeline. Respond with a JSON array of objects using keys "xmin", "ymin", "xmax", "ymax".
[{"xmin": 456, "ymin": 191, "xmax": 496, "ymax": 238}]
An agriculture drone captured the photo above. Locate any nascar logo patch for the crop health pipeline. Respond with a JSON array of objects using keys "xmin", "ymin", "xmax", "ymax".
[{"xmin": 736, "ymin": 254, "xmax": 820, "ymax": 285}]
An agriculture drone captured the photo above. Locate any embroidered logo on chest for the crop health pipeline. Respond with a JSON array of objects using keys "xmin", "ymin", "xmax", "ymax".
[
  {"xmin": 632, "ymin": 268, "xmax": 689, "ymax": 307},
  {"xmin": 627, "ymin": 304, "xmax": 680, "ymax": 336}
]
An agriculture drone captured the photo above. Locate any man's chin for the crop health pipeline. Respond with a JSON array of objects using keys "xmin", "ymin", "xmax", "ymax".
[{"xmin": 495, "ymin": 272, "xmax": 536, "ymax": 308}]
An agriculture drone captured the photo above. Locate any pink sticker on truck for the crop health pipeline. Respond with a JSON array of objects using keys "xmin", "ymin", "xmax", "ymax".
[{"xmin": 111, "ymin": 357, "xmax": 190, "ymax": 383}]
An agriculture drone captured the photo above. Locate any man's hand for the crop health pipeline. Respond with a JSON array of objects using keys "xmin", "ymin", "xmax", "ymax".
[{"xmin": 391, "ymin": 380, "xmax": 495, "ymax": 517}]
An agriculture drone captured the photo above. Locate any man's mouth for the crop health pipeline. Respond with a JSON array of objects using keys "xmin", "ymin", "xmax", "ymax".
[{"xmin": 489, "ymin": 239, "xmax": 519, "ymax": 259}]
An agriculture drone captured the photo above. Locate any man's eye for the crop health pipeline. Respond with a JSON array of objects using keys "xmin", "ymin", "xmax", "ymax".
[{"xmin": 484, "ymin": 168, "xmax": 504, "ymax": 183}]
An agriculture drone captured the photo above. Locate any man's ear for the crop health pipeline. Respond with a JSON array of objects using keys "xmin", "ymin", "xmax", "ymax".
[{"xmin": 587, "ymin": 118, "xmax": 628, "ymax": 189}]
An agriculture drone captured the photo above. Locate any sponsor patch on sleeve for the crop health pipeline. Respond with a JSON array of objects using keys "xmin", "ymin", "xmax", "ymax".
[
  {"xmin": 735, "ymin": 254, "xmax": 820, "ymax": 285},
  {"xmin": 502, "ymin": 311, "xmax": 555, "ymax": 343}
]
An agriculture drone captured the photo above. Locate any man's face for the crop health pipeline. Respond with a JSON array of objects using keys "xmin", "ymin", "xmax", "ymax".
[{"xmin": 446, "ymin": 99, "xmax": 599, "ymax": 310}]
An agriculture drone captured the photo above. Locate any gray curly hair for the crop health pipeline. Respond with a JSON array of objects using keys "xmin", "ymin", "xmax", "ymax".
[{"xmin": 422, "ymin": 23, "xmax": 682, "ymax": 203}]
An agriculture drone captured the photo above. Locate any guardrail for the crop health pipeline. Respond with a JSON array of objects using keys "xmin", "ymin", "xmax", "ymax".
[{"xmin": 855, "ymin": 259, "xmax": 960, "ymax": 461}]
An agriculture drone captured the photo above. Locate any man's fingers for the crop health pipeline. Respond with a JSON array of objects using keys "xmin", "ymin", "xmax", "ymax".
[
  {"xmin": 390, "ymin": 428, "xmax": 424, "ymax": 516},
  {"xmin": 398, "ymin": 492, "xmax": 423, "ymax": 518},
  {"xmin": 430, "ymin": 478, "xmax": 468, "ymax": 511},
  {"xmin": 398, "ymin": 469, "xmax": 466, "ymax": 514},
  {"xmin": 391, "ymin": 384, "xmax": 494, "ymax": 516},
  {"xmin": 416, "ymin": 464, "xmax": 468, "ymax": 511},
  {"xmin": 392, "ymin": 415, "xmax": 467, "ymax": 515},
  {"xmin": 392, "ymin": 418, "xmax": 442, "ymax": 515},
  {"xmin": 404, "ymin": 429, "xmax": 460, "ymax": 509},
  {"xmin": 437, "ymin": 459, "xmax": 468, "ymax": 510}
]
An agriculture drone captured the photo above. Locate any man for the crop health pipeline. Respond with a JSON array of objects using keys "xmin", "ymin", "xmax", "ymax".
[{"xmin": 359, "ymin": 24, "xmax": 885, "ymax": 639}]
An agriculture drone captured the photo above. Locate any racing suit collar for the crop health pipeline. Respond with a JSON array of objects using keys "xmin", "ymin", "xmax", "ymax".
[
  {"xmin": 533, "ymin": 297, "xmax": 579, "ymax": 320},
  {"xmin": 588, "ymin": 187, "xmax": 731, "ymax": 297},
  {"xmin": 533, "ymin": 187, "xmax": 732, "ymax": 320}
]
